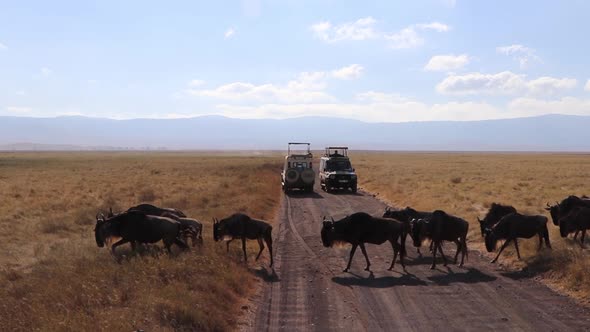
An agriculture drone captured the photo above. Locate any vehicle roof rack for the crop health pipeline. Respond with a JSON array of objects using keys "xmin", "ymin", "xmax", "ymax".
[
  {"xmin": 288, "ymin": 142, "xmax": 312, "ymax": 156},
  {"xmin": 324, "ymin": 146, "xmax": 348, "ymax": 157}
]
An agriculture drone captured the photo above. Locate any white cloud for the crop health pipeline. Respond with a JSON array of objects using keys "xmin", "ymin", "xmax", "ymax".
[
  {"xmin": 385, "ymin": 27, "xmax": 423, "ymax": 49},
  {"xmin": 331, "ymin": 64, "xmax": 364, "ymax": 80},
  {"xmin": 527, "ymin": 77, "xmax": 577, "ymax": 95},
  {"xmin": 424, "ymin": 54, "xmax": 470, "ymax": 71},
  {"xmin": 497, "ymin": 44, "xmax": 541, "ymax": 69},
  {"xmin": 189, "ymin": 79, "xmax": 205, "ymax": 87},
  {"xmin": 311, "ymin": 18, "xmax": 449, "ymax": 48},
  {"xmin": 415, "ymin": 22, "xmax": 450, "ymax": 32},
  {"xmin": 5, "ymin": 106, "xmax": 32, "ymax": 114},
  {"xmin": 310, "ymin": 17, "xmax": 378, "ymax": 42},
  {"xmin": 0, "ymin": 42, "xmax": 7, "ymax": 50},
  {"xmin": 436, "ymin": 71, "xmax": 576, "ymax": 96},
  {"xmin": 41, "ymin": 67, "xmax": 52, "ymax": 76},
  {"xmin": 188, "ymin": 71, "xmax": 333, "ymax": 104},
  {"xmin": 224, "ymin": 28, "xmax": 235, "ymax": 39},
  {"xmin": 15, "ymin": 90, "xmax": 26, "ymax": 96},
  {"xmin": 585, "ymin": 79, "xmax": 590, "ymax": 92}
]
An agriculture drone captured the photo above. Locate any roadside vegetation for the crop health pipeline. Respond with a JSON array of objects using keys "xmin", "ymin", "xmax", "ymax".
[
  {"xmin": 0, "ymin": 152, "xmax": 282, "ymax": 331},
  {"xmin": 354, "ymin": 152, "xmax": 590, "ymax": 305}
]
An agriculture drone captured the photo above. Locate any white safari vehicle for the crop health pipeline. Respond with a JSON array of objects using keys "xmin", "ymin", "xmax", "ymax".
[
  {"xmin": 319, "ymin": 146, "xmax": 358, "ymax": 193},
  {"xmin": 281, "ymin": 142, "xmax": 315, "ymax": 193}
]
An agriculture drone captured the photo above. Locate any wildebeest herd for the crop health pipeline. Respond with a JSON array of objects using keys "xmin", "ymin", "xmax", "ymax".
[{"xmin": 94, "ymin": 195, "xmax": 589, "ymax": 273}]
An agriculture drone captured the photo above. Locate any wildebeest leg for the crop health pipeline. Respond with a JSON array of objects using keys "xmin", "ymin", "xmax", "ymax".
[
  {"xmin": 388, "ymin": 239, "xmax": 402, "ymax": 271},
  {"xmin": 430, "ymin": 241, "xmax": 439, "ymax": 269},
  {"xmin": 580, "ymin": 230, "xmax": 586, "ymax": 248},
  {"xmin": 453, "ymin": 240, "xmax": 461, "ymax": 264},
  {"xmin": 344, "ymin": 244, "xmax": 358, "ymax": 272},
  {"xmin": 241, "ymin": 237, "xmax": 248, "ymax": 264},
  {"xmin": 543, "ymin": 226, "xmax": 552, "ymax": 249},
  {"xmin": 574, "ymin": 230, "xmax": 579, "ymax": 240},
  {"xmin": 429, "ymin": 240, "xmax": 434, "ymax": 253},
  {"xmin": 111, "ymin": 238, "xmax": 130, "ymax": 256},
  {"xmin": 255, "ymin": 237, "xmax": 265, "ymax": 261},
  {"xmin": 416, "ymin": 248, "xmax": 422, "ymax": 258},
  {"xmin": 437, "ymin": 242, "xmax": 448, "ymax": 266},
  {"xmin": 513, "ymin": 238, "xmax": 521, "ymax": 259},
  {"xmin": 491, "ymin": 239, "xmax": 511, "ymax": 263},
  {"xmin": 359, "ymin": 243, "xmax": 371, "ymax": 271},
  {"xmin": 538, "ymin": 233, "xmax": 543, "ymax": 250},
  {"xmin": 226, "ymin": 239, "xmax": 233, "ymax": 252},
  {"xmin": 265, "ymin": 233, "xmax": 273, "ymax": 267},
  {"xmin": 459, "ymin": 237, "xmax": 467, "ymax": 267}
]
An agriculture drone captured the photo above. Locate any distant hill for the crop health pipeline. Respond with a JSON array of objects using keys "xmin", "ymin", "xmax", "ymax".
[{"xmin": 0, "ymin": 114, "xmax": 589, "ymax": 151}]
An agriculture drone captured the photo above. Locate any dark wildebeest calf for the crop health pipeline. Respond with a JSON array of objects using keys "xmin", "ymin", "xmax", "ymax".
[
  {"xmin": 484, "ymin": 212, "xmax": 551, "ymax": 263},
  {"xmin": 94, "ymin": 211, "xmax": 190, "ymax": 255},
  {"xmin": 412, "ymin": 210, "xmax": 468, "ymax": 269},
  {"xmin": 321, "ymin": 212, "xmax": 406, "ymax": 272},
  {"xmin": 478, "ymin": 203, "xmax": 517, "ymax": 237},
  {"xmin": 175, "ymin": 217, "xmax": 203, "ymax": 247},
  {"xmin": 383, "ymin": 206, "xmax": 433, "ymax": 257},
  {"xmin": 213, "ymin": 213, "xmax": 273, "ymax": 267},
  {"xmin": 558, "ymin": 206, "xmax": 590, "ymax": 248}
]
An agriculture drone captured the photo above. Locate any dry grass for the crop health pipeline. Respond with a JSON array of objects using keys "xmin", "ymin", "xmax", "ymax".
[
  {"xmin": 354, "ymin": 152, "xmax": 590, "ymax": 304},
  {"xmin": 0, "ymin": 152, "xmax": 282, "ymax": 331}
]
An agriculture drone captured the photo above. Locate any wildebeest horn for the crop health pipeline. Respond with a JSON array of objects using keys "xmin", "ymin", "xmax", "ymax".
[{"xmin": 477, "ymin": 217, "xmax": 482, "ymax": 222}]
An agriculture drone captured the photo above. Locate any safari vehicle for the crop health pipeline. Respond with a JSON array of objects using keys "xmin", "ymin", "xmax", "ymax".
[
  {"xmin": 281, "ymin": 142, "xmax": 315, "ymax": 193},
  {"xmin": 319, "ymin": 147, "xmax": 357, "ymax": 193}
]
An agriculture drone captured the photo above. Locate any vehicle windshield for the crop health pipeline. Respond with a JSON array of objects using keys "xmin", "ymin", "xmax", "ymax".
[{"xmin": 326, "ymin": 160, "xmax": 352, "ymax": 171}]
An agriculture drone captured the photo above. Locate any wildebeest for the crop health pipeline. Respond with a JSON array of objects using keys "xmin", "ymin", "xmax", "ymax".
[
  {"xmin": 94, "ymin": 210, "xmax": 190, "ymax": 255},
  {"xmin": 383, "ymin": 206, "xmax": 433, "ymax": 256},
  {"xmin": 213, "ymin": 213, "xmax": 273, "ymax": 267},
  {"xmin": 478, "ymin": 203, "xmax": 517, "ymax": 237},
  {"xmin": 127, "ymin": 203, "xmax": 187, "ymax": 219},
  {"xmin": 412, "ymin": 210, "xmax": 468, "ymax": 269},
  {"xmin": 558, "ymin": 206, "xmax": 590, "ymax": 248},
  {"xmin": 545, "ymin": 195, "xmax": 590, "ymax": 239},
  {"xmin": 484, "ymin": 212, "xmax": 551, "ymax": 263},
  {"xmin": 321, "ymin": 212, "xmax": 406, "ymax": 272},
  {"xmin": 176, "ymin": 217, "xmax": 203, "ymax": 247}
]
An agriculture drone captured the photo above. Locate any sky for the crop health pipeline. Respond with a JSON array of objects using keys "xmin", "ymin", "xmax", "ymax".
[{"xmin": 1, "ymin": 0, "xmax": 590, "ymax": 122}]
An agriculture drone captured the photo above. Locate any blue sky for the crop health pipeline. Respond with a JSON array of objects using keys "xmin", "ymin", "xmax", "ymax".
[{"xmin": 1, "ymin": 0, "xmax": 590, "ymax": 122}]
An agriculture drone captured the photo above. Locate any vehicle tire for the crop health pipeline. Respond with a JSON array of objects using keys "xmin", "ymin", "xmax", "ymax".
[
  {"xmin": 285, "ymin": 169, "xmax": 300, "ymax": 184},
  {"xmin": 300, "ymin": 168, "xmax": 315, "ymax": 185},
  {"xmin": 352, "ymin": 185, "xmax": 358, "ymax": 193}
]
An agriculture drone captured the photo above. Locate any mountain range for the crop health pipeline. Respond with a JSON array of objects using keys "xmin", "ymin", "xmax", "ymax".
[{"xmin": 0, "ymin": 114, "xmax": 588, "ymax": 151}]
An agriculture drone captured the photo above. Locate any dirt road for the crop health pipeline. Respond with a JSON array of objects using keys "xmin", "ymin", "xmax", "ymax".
[{"xmin": 251, "ymin": 185, "xmax": 590, "ymax": 331}]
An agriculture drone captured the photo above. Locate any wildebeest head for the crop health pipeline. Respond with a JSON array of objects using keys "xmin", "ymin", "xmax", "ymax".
[
  {"xmin": 212, "ymin": 218, "xmax": 224, "ymax": 242},
  {"xmin": 544, "ymin": 202, "xmax": 561, "ymax": 226},
  {"xmin": 94, "ymin": 213, "xmax": 107, "ymax": 247},
  {"xmin": 320, "ymin": 216, "xmax": 336, "ymax": 247},
  {"xmin": 484, "ymin": 228, "xmax": 497, "ymax": 252},
  {"xmin": 410, "ymin": 218, "xmax": 428, "ymax": 247}
]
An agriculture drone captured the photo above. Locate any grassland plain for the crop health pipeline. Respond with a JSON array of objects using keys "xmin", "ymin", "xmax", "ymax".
[
  {"xmin": 353, "ymin": 152, "xmax": 590, "ymax": 305},
  {"xmin": 0, "ymin": 152, "xmax": 282, "ymax": 331}
]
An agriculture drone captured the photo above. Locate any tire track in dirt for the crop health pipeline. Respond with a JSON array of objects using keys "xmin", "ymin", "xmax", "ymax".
[{"xmin": 253, "ymin": 181, "xmax": 590, "ymax": 331}]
